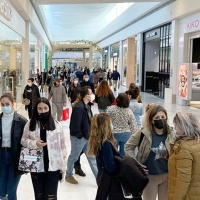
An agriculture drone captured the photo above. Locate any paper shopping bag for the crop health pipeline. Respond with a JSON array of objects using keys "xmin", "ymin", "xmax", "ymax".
[{"xmin": 61, "ymin": 107, "xmax": 69, "ymax": 121}]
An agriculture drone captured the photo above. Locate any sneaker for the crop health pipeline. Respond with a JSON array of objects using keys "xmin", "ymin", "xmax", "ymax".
[
  {"xmin": 75, "ymin": 167, "xmax": 86, "ymax": 177},
  {"xmin": 65, "ymin": 176, "xmax": 78, "ymax": 184}
]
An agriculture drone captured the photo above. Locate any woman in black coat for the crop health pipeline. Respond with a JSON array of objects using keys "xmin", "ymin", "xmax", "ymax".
[
  {"xmin": 23, "ymin": 78, "xmax": 40, "ymax": 119},
  {"xmin": 0, "ymin": 93, "xmax": 27, "ymax": 200},
  {"xmin": 68, "ymin": 77, "xmax": 81, "ymax": 104}
]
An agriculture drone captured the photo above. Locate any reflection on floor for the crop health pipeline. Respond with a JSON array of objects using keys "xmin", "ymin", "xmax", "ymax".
[{"xmin": 17, "ymin": 87, "xmax": 200, "ymax": 200}]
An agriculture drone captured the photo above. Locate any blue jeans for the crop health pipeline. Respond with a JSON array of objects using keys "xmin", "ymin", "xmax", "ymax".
[
  {"xmin": 98, "ymin": 108, "xmax": 107, "ymax": 113},
  {"xmin": 0, "ymin": 151, "xmax": 21, "ymax": 200},
  {"xmin": 114, "ymin": 132, "xmax": 131, "ymax": 155},
  {"xmin": 66, "ymin": 136, "xmax": 98, "ymax": 178}
]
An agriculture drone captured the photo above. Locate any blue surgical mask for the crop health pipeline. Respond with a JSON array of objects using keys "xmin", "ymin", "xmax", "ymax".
[{"xmin": 2, "ymin": 106, "xmax": 12, "ymax": 114}]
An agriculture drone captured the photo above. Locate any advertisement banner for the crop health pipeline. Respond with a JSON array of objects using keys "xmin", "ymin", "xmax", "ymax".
[{"xmin": 178, "ymin": 64, "xmax": 192, "ymax": 100}]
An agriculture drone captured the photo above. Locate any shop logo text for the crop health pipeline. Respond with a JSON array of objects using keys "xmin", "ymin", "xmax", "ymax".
[
  {"xmin": 186, "ymin": 19, "xmax": 200, "ymax": 32},
  {"xmin": 0, "ymin": 0, "xmax": 12, "ymax": 21}
]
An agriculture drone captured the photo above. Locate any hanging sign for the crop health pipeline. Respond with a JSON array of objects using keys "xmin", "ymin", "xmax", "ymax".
[{"xmin": 0, "ymin": 0, "xmax": 12, "ymax": 21}]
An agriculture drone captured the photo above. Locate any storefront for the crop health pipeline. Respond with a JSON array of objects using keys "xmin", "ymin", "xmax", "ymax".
[
  {"xmin": 0, "ymin": 0, "xmax": 25, "ymax": 109},
  {"xmin": 142, "ymin": 23, "xmax": 172, "ymax": 98},
  {"xmin": 110, "ymin": 42, "xmax": 120, "ymax": 71},
  {"xmin": 177, "ymin": 13, "xmax": 200, "ymax": 107}
]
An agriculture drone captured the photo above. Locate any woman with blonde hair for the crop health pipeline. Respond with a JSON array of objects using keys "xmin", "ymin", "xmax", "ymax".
[
  {"xmin": 88, "ymin": 113, "xmax": 119, "ymax": 184},
  {"xmin": 88, "ymin": 113, "xmax": 124, "ymax": 199},
  {"xmin": 95, "ymin": 80, "xmax": 115, "ymax": 113},
  {"xmin": 125, "ymin": 105, "xmax": 175, "ymax": 200},
  {"xmin": 129, "ymin": 83, "xmax": 142, "ymax": 103},
  {"xmin": 168, "ymin": 112, "xmax": 200, "ymax": 200}
]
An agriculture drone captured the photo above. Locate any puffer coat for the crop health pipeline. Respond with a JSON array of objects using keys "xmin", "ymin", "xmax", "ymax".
[{"xmin": 168, "ymin": 137, "xmax": 200, "ymax": 200}]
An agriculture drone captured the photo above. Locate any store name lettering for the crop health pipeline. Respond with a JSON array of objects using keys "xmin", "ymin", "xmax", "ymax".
[
  {"xmin": 186, "ymin": 19, "xmax": 200, "ymax": 31},
  {"xmin": 113, "ymin": 52, "xmax": 118, "ymax": 56},
  {"xmin": 0, "ymin": 0, "xmax": 12, "ymax": 21},
  {"xmin": 146, "ymin": 32, "xmax": 157, "ymax": 38}
]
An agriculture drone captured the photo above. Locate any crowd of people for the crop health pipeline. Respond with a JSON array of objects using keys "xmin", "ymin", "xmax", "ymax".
[{"xmin": 0, "ymin": 66, "xmax": 200, "ymax": 200}]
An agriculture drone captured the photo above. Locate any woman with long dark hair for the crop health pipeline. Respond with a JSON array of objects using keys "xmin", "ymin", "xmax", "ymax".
[
  {"xmin": 21, "ymin": 97, "xmax": 67, "ymax": 200},
  {"xmin": 68, "ymin": 77, "xmax": 81, "ymax": 104},
  {"xmin": 95, "ymin": 80, "xmax": 115, "ymax": 113}
]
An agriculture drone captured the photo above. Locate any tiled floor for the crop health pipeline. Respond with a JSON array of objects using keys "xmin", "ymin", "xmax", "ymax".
[{"xmin": 16, "ymin": 86, "xmax": 200, "ymax": 200}]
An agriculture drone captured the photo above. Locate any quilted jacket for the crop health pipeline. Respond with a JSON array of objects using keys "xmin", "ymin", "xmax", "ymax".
[{"xmin": 168, "ymin": 137, "xmax": 200, "ymax": 200}]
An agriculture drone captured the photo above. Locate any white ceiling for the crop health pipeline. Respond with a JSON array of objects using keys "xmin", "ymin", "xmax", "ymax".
[
  {"xmin": 39, "ymin": 3, "xmax": 126, "ymax": 41},
  {"xmin": 36, "ymin": 0, "xmax": 166, "ymax": 4},
  {"xmin": 33, "ymin": 0, "xmax": 168, "ymax": 45}
]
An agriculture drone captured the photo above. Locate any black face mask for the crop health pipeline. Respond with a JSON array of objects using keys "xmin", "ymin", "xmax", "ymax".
[
  {"xmin": 37, "ymin": 111, "xmax": 49, "ymax": 122},
  {"xmin": 153, "ymin": 119, "xmax": 166, "ymax": 129}
]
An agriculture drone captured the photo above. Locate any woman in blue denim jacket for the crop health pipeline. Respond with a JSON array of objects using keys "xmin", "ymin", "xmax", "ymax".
[{"xmin": 126, "ymin": 88, "xmax": 144, "ymax": 128}]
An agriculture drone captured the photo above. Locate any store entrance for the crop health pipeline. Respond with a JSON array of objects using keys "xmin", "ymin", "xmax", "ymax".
[
  {"xmin": 110, "ymin": 57, "xmax": 119, "ymax": 72},
  {"xmin": 189, "ymin": 34, "xmax": 200, "ymax": 108}
]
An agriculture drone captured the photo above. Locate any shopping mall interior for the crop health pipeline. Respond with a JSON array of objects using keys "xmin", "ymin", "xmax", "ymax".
[{"xmin": 1, "ymin": 0, "xmax": 200, "ymax": 199}]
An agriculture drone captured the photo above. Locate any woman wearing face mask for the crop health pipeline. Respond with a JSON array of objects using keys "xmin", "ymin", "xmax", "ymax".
[
  {"xmin": 0, "ymin": 93, "xmax": 27, "ymax": 200},
  {"xmin": 168, "ymin": 112, "xmax": 200, "ymax": 200},
  {"xmin": 68, "ymin": 77, "xmax": 81, "ymax": 104},
  {"xmin": 21, "ymin": 97, "xmax": 67, "ymax": 200},
  {"xmin": 125, "ymin": 105, "xmax": 175, "ymax": 200},
  {"xmin": 23, "ymin": 78, "xmax": 40, "ymax": 119}
]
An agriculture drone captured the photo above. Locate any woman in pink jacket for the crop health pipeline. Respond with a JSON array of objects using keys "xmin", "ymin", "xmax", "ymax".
[{"xmin": 21, "ymin": 97, "xmax": 67, "ymax": 200}]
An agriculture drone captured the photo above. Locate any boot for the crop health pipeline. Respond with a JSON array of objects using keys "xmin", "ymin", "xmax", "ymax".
[{"xmin": 74, "ymin": 166, "xmax": 86, "ymax": 177}]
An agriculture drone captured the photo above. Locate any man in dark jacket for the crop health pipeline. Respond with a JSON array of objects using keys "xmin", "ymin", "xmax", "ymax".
[
  {"xmin": 80, "ymin": 74, "xmax": 95, "ymax": 93},
  {"xmin": 65, "ymin": 86, "xmax": 98, "ymax": 184},
  {"xmin": 111, "ymin": 66, "xmax": 120, "ymax": 91},
  {"xmin": 23, "ymin": 78, "xmax": 40, "ymax": 119}
]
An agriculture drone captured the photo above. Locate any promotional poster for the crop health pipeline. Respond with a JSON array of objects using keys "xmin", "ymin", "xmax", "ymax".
[{"xmin": 178, "ymin": 64, "xmax": 192, "ymax": 100}]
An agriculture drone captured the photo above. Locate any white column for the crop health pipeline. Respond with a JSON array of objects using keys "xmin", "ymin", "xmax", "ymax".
[
  {"xmin": 89, "ymin": 47, "xmax": 93, "ymax": 68},
  {"xmin": 119, "ymin": 41, "xmax": 123, "ymax": 82},
  {"xmin": 42, "ymin": 44, "xmax": 46, "ymax": 71},
  {"xmin": 108, "ymin": 46, "xmax": 111, "ymax": 69},
  {"xmin": 22, "ymin": 21, "xmax": 30, "ymax": 88},
  {"xmin": 170, "ymin": 19, "xmax": 179, "ymax": 104},
  {"xmin": 137, "ymin": 33, "xmax": 143, "ymax": 87},
  {"xmin": 83, "ymin": 49, "xmax": 86, "ymax": 62}
]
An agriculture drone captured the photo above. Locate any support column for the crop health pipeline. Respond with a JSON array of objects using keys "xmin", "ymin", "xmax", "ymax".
[
  {"xmin": 170, "ymin": 19, "xmax": 179, "ymax": 104},
  {"xmin": 119, "ymin": 41, "xmax": 123, "ymax": 85},
  {"xmin": 89, "ymin": 47, "xmax": 93, "ymax": 68},
  {"xmin": 41, "ymin": 44, "xmax": 45, "ymax": 71},
  {"xmin": 108, "ymin": 46, "xmax": 111, "ymax": 69},
  {"xmin": 22, "ymin": 21, "xmax": 30, "ymax": 87},
  {"xmin": 83, "ymin": 49, "xmax": 86, "ymax": 62},
  {"xmin": 126, "ymin": 37, "xmax": 136, "ymax": 87}
]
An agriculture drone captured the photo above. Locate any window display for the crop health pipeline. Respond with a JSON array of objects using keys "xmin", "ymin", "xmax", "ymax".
[{"xmin": 0, "ymin": 21, "xmax": 23, "ymax": 109}]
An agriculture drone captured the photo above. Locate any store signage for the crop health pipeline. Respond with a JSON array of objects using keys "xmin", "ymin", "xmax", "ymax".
[
  {"xmin": 186, "ymin": 19, "xmax": 200, "ymax": 32},
  {"xmin": 113, "ymin": 52, "xmax": 118, "ymax": 57},
  {"xmin": 146, "ymin": 32, "xmax": 157, "ymax": 39},
  {"xmin": 0, "ymin": 0, "xmax": 12, "ymax": 21}
]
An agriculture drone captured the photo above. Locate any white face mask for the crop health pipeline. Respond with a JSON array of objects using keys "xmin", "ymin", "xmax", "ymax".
[
  {"xmin": 74, "ymin": 81, "xmax": 78, "ymax": 84},
  {"xmin": 27, "ymin": 83, "xmax": 32, "ymax": 87},
  {"xmin": 173, "ymin": 128, "xmax": 179, "ymax": 138},
  {"xmin": 85, "ymin": 78, "xmax": 89, "ymax": 82},
  {"xmin": 90, "ymin": 94, "xmax": 95, "ymax": 101}
]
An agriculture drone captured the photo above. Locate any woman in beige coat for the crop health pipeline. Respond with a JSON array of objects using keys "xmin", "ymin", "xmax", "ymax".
[
  {"xmin": 168, "ymin": 112, "xmax": 200, "ymax": 200},
  {"xmin": 125, "ymin": 105, "xmax": 175, "ymax": 200}
]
